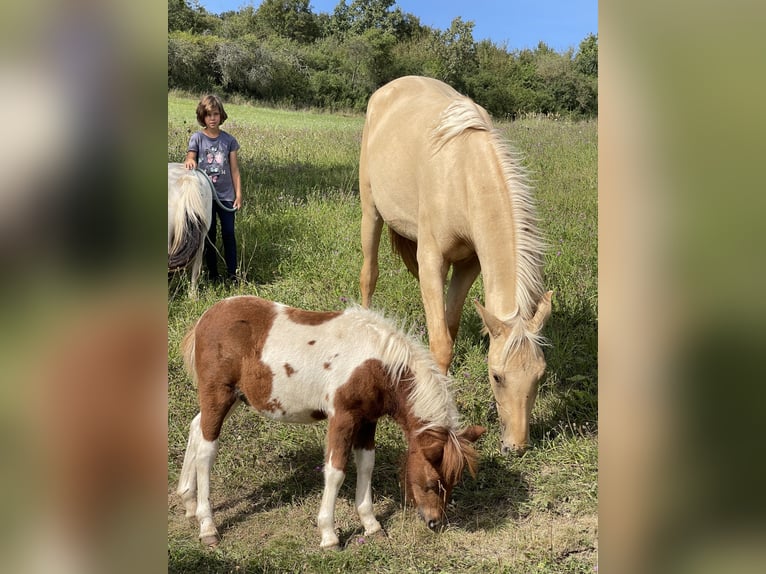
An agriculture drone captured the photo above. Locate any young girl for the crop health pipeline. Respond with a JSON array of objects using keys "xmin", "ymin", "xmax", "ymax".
[{"xmin": 184, "ymin": 94, "xmax": 242, "ymax": 283}]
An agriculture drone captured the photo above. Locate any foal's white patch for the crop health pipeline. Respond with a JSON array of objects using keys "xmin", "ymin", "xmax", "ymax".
[{"xmin": 257, "ymin": 305, "xmax": 381, "ymax": 422}]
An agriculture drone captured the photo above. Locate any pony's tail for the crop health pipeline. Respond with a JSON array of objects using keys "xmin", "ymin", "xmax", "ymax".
[
  {"xmin": 389, "ymin": 229, "xmax": 419, "ymax": 279},
  {"xmin": 169, "ymin": 172, "xmax": 210, "ymax": 262},
  {"xmin": 181, "ymin": 324, "xmax": 198, "ymax": 387}
]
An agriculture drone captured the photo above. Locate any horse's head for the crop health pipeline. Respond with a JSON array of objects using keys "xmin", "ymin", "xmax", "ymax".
[
  {"xmin": 404, "ymin": 425, "xmax": 485, "ymax": 531},
  {"xmin": 474, "ymin": 291, "xmax": 553, "ymax": 455}
]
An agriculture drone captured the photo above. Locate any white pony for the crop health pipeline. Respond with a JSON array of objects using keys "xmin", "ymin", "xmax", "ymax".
[{"xmin": 168, "ymin": 163, "xmax": 213, "ymax": 298}]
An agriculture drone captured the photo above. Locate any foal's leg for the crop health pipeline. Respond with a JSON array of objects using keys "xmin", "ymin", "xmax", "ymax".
[
  {"xmin": 191, "ymin": 391, "xmax": 238, "ymax": 547},
  {"xmin": 446, "ymin": 257, "xmax": 481, "ymax": 342},
  {"xmin": 317, "ymin": 416, "xmax": 356, "ymax": 549},
  {"xmin": 317, "ymin": 452, "xmax": 346, "ymax": 549},
  {"xmin": 353, "ymin": 421, "xmax": 381, "ymax": 536},
  {"xmin": 177, "ymin": 412, "xmax": 203, "ymax": 518}
]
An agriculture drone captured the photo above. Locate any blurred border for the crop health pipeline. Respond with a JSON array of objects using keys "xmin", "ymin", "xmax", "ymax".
[
  {"xmin": 601, "ymin": 1, "xmax": 766, "ymax": 573},
  {"xmin": 0, "ymin": 1, "xmax": 167, "ymax": 573}
]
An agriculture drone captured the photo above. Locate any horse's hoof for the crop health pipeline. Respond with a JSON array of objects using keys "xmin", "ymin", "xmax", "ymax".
[
  {"xmin": 322, "ymin": 543, "xmax": 341, "ymax": 551},
  {"xmin": 201, "ymin": 535, "xmax": 220, "ymax": 548}
]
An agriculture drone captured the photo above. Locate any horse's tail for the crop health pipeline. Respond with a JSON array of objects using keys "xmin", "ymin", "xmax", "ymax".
[
  {"xmin": 181, "ymin": 324, "xmax": 198, "ymax": 387},
  {"xmin": 169, "ymin": 172, "xmax": 210, "ymax": 269},
  {"xmin": 389, "ymin": 229, "xmax": 419, "ymax": 279}
]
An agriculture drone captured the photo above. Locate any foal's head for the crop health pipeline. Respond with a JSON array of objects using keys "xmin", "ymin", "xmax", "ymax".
[{"xmin": 404, "ymin": 425, "xmax": 485, "ymax": 531}]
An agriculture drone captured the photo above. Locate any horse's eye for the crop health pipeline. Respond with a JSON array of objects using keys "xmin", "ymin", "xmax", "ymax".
[{"xmin": 492, "ymin": 373, "xmax": 503, "ymax": 385}]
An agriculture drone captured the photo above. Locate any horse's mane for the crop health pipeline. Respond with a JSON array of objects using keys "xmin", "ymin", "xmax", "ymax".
[
  {"xmin": 343, "ymin": 306, "xmax": 461, "ymax": 433},
  {"xmin": 431, "ymin": 97, "xmax": 548, "ymax": 338}
]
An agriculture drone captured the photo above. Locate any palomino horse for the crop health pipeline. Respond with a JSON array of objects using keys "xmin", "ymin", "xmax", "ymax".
[
  {"xmin": 359, "ymin": 76, "xmax": 553, "ymax": 454},
  {"xmin": 177, "ymin": 295, "xmax": 485, "ymax": 549},
  {"xmin": 168, "ymin": 162, "xmax": 212, "ymax": 298}
]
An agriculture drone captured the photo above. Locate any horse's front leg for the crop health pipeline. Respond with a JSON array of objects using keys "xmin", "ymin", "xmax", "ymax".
[
  {"xmin": 446, "ymin": 257, "xmax": 481, "ymax": 341},
  {"xmin": 318, "ymin": 417, "xmax": 354, "ymax": 549},
  {"xmin": 353, "ymin": 421, "xmax": 381, "ymax": 536},
  {"xmin": 418, "ymin": 248, "xmax": 453, "ymax": 372}
]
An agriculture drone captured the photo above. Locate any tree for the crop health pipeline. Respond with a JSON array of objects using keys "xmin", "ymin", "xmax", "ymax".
[
  {"xmin": 440, "ymin": 17, "xmax": 477, "ymax": 90},
  {"xmin": 256, "ymin": 0, "xmax": 320, "ymax": 43},
  {"xmin": 168, "ymin": 0, "xmax": 201, "ymax": 33},
  {"xmin": 574, "ymin": 33, "xmax": 598, "ymax": 77}
]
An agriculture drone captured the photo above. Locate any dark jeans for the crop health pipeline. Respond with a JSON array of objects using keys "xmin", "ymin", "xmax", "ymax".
[{"xmin": 204, "ymin": 200, "xmax": 237, "ymax": 279}]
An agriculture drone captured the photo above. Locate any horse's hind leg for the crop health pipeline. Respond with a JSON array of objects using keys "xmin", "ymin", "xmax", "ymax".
[
  {"xmin": 183, "ymin": 385, "xmax": 238, "ymax": 547},
  {"xmin": 188, "ymin": 246, "xmax": 204, "ymax": 300},
  {"xmin": 177, "ymin": 412, "xmax": 203, "ymax": 518},
  {"xmin": 359, "ymin": 197, "xmax": 383, "ymax": 309}
]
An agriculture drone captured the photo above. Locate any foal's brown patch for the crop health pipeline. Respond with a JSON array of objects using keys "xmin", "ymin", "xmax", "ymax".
[
  {"xmin": 285, "ymin": 307, "xmax": 342, "ymax": 326},
  {"xmin": 308, "ymin": 340, "xmax": 316, "ymax": 345},
  {"xmin": 284, "ymin": 363, "xmax": 295, "ymax": 376},
  {"xmin": 194, "ymin": 297, "xmax": 279, "ymax": 440}
]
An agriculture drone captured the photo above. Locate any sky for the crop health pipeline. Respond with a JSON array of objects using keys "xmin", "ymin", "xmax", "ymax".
[{"xmin": 193, "ymin": 0, "xmax": 598, "ymax": 52}]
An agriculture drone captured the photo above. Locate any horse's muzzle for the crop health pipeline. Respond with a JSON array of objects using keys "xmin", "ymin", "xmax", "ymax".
[{"xmin": 501, "ymin": 441, "xmax": 530, "ymax": 456}]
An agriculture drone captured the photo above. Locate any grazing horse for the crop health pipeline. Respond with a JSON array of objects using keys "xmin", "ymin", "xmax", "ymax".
[
  {"xmin": 359, "ymin": 76, "xmax": 553, "ymax": 454},
  {"xmin": 168, "ymin": 162, "xmax": 212, "ymax": 298},
  {"xmin": 177, "ymin": 295, "xmax": 485, "ymax": 549}
]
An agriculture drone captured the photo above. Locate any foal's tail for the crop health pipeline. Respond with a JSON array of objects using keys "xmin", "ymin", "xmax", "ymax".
[
  {"xmin": 168, "ymin": 172, "xmax": 211, "ymax": 270},
  {"xmin": 181, "ymin": 324, "xmax": 198, "ymax": 386},
  {"xmin": 389, "ymin": 229, "xmax": 419, "ymax": 280}
]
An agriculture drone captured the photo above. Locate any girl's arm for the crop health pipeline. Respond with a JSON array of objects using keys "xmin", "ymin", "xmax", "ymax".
[
  {"xmin": 229, "ymin": 150, "xmax": 242, "ymax": 209},
  {"xmin": 184, "ymin": 150, "xmax": 197, "ymax": 170}
]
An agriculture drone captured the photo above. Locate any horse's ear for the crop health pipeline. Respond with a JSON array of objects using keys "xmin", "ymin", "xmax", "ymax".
[
  {"xmin": 527, "ymin": 291, "xmax": 553, "ymax": 334},
  {"xmin": 459, "ymin": 425, "xmax": 486, "ymax": 443},
  {"xmin": 473, "ymin": 300, "xmax": 507, "ymax": 339}
]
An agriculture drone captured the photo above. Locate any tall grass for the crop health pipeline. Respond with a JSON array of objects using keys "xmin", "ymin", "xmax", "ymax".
[{"xmin": 168, "ymin": 95, "xmax": 597, "ymax": 573}]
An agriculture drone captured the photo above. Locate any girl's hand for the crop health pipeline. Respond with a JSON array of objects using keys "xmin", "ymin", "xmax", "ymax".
[
  {"xmin": 233, "ymin": 195, "xmax": 242, "ymax": 210},
  {"xmin": 184, "ymin": 159, "xmax": 197, "ymax": 170}
]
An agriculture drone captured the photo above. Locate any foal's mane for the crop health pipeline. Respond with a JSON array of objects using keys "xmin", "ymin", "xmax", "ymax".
[
  {"xmin": 431, "ymin": 97, "xmax": 548, "ymax": 353},
  {"xmin": 344, "ymin": 306, "xmax": 461, "ymax": 433}
]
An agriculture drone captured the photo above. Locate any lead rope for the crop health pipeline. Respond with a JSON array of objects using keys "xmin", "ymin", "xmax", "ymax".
[{"xmin": 195, "ymin": 168, "xmax": 238, "ymax": 213}]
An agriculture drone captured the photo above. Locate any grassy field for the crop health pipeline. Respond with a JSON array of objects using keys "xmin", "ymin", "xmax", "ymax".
[{"xmin": 167, "ymin": 93, "xmax": 597, "ymax": 573}]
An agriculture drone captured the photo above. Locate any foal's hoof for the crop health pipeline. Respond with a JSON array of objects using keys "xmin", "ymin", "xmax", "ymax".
[
  {"xmin": 322, "ymin": 543, "xmax": 341, "ymax": 551},
  {"xmin": 201, "ymin": 534, "xmax": 220, "ymax": 548}
]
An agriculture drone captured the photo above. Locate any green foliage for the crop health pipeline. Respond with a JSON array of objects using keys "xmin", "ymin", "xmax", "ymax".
[
  {"xmin": 256, "ymin": 0, "xmax": 320, "ymax": 43},
  {"xmin": 168, "ymin": 97, "xmax": 597, "ymax": 572},
  {"xmin": 167, "ymin": 31, "xmax": 220, "ymax": 92},
  {"xmin": 167, "ymin": 2, "xmax": 597, "ymax": 118}
]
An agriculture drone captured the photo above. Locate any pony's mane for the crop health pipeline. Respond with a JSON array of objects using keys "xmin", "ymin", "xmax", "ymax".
[
  {"xmin": 431, "ymin": 97, "xmax": 548, "ymax": 345},
  {"xmin": 343, "ymin": 306, "xmax": 461, "ymax": 433}
]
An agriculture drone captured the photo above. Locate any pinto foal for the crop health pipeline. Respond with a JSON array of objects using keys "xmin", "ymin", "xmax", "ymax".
[{"xmin": 177, "ymin": 296, "xmax": 485, "ymax": 549}]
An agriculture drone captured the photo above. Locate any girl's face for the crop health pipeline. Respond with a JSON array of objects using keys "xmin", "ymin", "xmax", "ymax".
[{"xmin": 204, "ymin": 110, "xmax": 221, "ymax": 131}]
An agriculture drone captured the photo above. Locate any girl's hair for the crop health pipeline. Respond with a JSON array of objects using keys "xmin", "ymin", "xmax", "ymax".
[{"xmin": 195, "ymin": 94, "xmax": 229, "ymax": 127}]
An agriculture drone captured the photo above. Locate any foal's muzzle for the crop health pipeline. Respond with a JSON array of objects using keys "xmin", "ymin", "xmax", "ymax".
[{"xmin": 418, "ymin": 508, "xmax": 444, "ymax": 532}]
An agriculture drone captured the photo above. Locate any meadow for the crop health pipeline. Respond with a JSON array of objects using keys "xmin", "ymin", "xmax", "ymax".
[{"xmin": 167, "ymin": 93, "xmax": 597, "ymax": 573}]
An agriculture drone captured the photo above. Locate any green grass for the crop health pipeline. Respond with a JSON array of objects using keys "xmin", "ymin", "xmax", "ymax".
[{"xmin": 168, "ymin": 96, "xmax": 597, "ymax": 573}]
